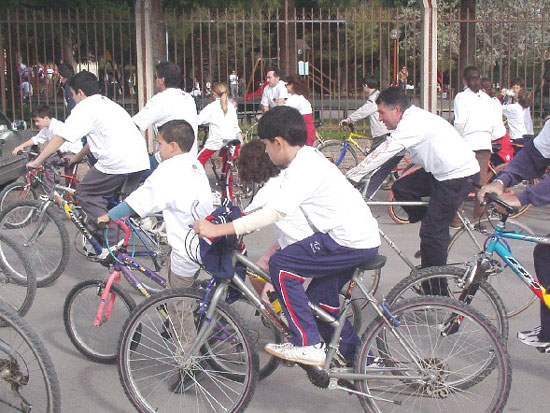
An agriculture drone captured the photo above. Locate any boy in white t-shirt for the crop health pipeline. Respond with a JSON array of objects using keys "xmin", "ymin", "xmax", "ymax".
[
  {"xmin": 194, "ymin": 106, "xmax": 380, "ymax": 367},
  {"xmin": 12, "ymin": 104, "xmax": 82, "ymax": 189},
  {"xmin": 98, "ymin": 120, "xmax": 213, "ymax": 385}
]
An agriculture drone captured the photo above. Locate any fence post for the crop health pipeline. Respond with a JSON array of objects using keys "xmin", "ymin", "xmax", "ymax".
[
  {"xmin": 0, "ymin": 28, "xmax": 5, "ymax": 114},
  {"xmin": 420, "ymin": 0, "xmax": 438, "ymax": 113}
]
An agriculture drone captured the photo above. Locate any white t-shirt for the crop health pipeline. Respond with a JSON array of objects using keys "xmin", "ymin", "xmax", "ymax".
[
  {"xmin": 261, "ymin": 80, "xmax": 288, "ymax": 109},
  {"xmin": 489, "ymin": 97, "xmax": 506, "ymax": 140},
  {"xmin": 132, "ymin": 88, "xmax": 199, "ymax": 156},
  {"xmin": 533, "ymin": 120, "xmax": 550, "ymax": 158},
  {"xmin": 50, "ymin": 95, "xmax": 149, "ymax": 175},
  {"xmin": 267, "ymin": 146, "xmax": 380, "ymax": 249},
  {"xmin": 502, "ymin": 102, "xmax": 528, "ymax": 141},
  {"xmin": 198, "ymin": 99, "xmax": 241, "ymax": 151},
  {"xmin": 245, "ymin": 172, "xmax": 313, "ymax": 248},
  {"xmin": 33, "ymin": 119, "xmax": 82, "ymax": 154},
  {"xmin": 453, "ymin": 88, "xmax": 497, "ymax": 151},
  {"xmin": 346, "ymin": 105, "xmax": 479, "ymax": 183},
  {"xmin": 125, "ymin": 153, "xmax": 213, "ymax": 275},
  {"xmin": 229, "ymin": 74, "xmax": 238, "ymax": 85},
  {"xmin": 347, "ymin": 90, "xmax": 389, "ymax": 138},
  {"xmin": 285, "ymin": 94, "xmax": 313, "ymax": 115}
]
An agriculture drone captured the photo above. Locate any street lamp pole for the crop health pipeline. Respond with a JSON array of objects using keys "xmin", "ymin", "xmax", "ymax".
[{"xmin": 390, "ymin": 29, "xmax": 400, "ymax": 86}]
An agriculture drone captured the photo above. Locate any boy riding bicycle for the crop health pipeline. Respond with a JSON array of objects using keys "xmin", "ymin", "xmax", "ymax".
[{"xmin": 194, "ymin": 106, "xmax": 380, "ymax": 366}]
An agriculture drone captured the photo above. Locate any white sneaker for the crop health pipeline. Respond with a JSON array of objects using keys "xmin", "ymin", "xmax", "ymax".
[
  {"xmin": 517, "ymin": 326, "xmax": 541, "ymax": 341},
  {"xmin": 517, "ymin": 327, "xmax": 550, "ymax": 352},
  {"xmin": 264, "ymin": 342, "xmax": 326, "ymax": 366}
]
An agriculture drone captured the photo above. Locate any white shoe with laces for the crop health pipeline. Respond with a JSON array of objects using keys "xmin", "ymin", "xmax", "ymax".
[
  {"xmin": 517, "ymin": 326, "xmax": 550, "ymax": 352},
  {"xmin": 264, "ymin": 342, "xmax": 326, "ymax": 366},
  {"xmin": 517, "ymin": 326, "xmax": 541, "ymax": 341}
]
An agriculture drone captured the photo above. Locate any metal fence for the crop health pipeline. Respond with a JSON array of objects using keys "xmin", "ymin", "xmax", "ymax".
[{"xmin": 1, "ymin": 5, "xmax": 549, "ymax": 128}]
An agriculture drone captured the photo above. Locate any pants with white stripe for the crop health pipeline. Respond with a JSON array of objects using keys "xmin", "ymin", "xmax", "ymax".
[{"xmin": 268, "ymin": 232, "xmax": 378, "ymax": 361}]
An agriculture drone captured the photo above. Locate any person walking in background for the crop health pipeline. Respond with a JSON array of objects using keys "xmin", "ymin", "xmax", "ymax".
[
  {"xmin": 21, "ymin": 77, "xmax": 33, "ymax": 105},
  {"xmin": 229, "ymin": 70, "xmax": 239, "ymax": 99},
  {"xmin": 58, "ymin": 63, "xmax": 76, "ymax": 115},
  {"xmin": 453, "ymin": 66, "xmax": 504, "ymax": 223},
  {"xmin": 284, "ymin": 74, "xmax": 316, "ymax": 146},
  {"xmin": 398, "ymin": 67, "xmax": 408, "ymax": 90}
]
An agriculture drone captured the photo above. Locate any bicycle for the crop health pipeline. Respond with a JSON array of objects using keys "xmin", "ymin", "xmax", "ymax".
[
  {"xmin": 0, "ymin": 149, "xmax": 86, "ymax": 212},
  {"xmin": 0, "ymin": 300, "xmax": 61, "ymax": 412},
  {"xmin": 117, "ymin": 252, "xmax": 512, "ymax": 413},
  {"xmin": 0, "ymin": 173, "xmax": 169, "ymax": 289}
]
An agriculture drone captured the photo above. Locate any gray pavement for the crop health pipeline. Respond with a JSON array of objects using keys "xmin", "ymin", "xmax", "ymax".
[{"xmin": 17, "ymin": 197, "xmax": 550, "ymax": 412}]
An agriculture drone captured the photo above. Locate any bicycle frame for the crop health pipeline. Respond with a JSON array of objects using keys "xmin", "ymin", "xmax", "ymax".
[{"xmin": 480, "ymin": 222, "xmax": 550, "ymax": 309}]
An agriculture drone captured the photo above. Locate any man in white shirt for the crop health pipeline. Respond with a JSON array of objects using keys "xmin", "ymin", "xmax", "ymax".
[
  {"xmin": 27, "ymin": 71, "xmax": 149, "ymax": 240},
  {"xmin": 132, "ymin": 62, "xmax": 198, "ymax": 178},
  {"xmin": 194, "ymin": 106, "xmax": 380, "ymax": 367},
  {"xmin": 229, "ymin": 70, "xmax": 238, "ymax": 99},
  {"xmin": 261, "ymin": 68, "xmax": 288, "ymax": 112},
  {"xmin": 347, "ymin": 87, "xmax": 479, "ymax": 285}
]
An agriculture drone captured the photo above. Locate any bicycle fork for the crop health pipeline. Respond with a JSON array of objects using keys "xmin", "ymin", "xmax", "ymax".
[{"xmin": 93, "ymin": 272, "xmax": 122, "ymax": 327}]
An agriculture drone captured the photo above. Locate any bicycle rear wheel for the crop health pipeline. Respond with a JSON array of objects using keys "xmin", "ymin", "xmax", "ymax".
[
  {"xmin": 64, "ymin": 279, "xmax": 136, "ymax": 364},
  {"xmin": 355, "ymin": 296, "xmax": 511, "ymax": 412},
  {"xmin": 386, "ymin": 189, "xmax": 410, "ymax": 224},
  {"xmin": 384, "ymin": 265, "xmax": 508, "ymax": 338},
  {"xmin": 118, "ymin": 288, "xmax": 259, "ymax": 413},
  {"xmin": 317, "ymin": 140, "xmax": 358, "ymax": 174},
  {"xmin": 0, "ymin": 201, "xmax": 70, "ymax": 287},
  {"xmin": 0, "ymin": 302, "xmax": 61, "ymax": 412},
  {"xmin": 447, "ymin": 219, "xmax": 537, "ymax": 318},
  {"xmin": 0, "ymin": 234, "xmax": 36, "ymax": 318}
]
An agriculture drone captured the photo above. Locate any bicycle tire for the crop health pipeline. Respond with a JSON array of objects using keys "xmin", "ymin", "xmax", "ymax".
[
  {"xmin": 317, "ymin": 140, "xmax": 358, "ymax": 174},
  {"xmin": 0, "ymin": 200, "xmax": 70, "ymax": 287},
  {"xmin": 0, "ymin": 181, "xmax": 40, "ymax": 212},
  {"xmin": 386, "ymin": 189, "xmax": 410, "ymax": 224},
  {"xmin": 447, "ymin": 218, "xmax": 538, "ymax": 318},
  {"xmin": 490, "ymin": 163, "xmax": 537, "ymax": 219},
  {"xmin": 0, "ymin": 234, "xmax": 37, "ymax": 318},
  {"xmin": 384, "ymin": 265, "xmax": 509, "ymax": 338},
  {"xmin": 64, "ymin": 279, "xmax": 136, "ymax": 364},
  {"xmin": 355, "ymin": 296, "xmax": 511, "ymax": 412},
  {"xmin": 347, "ymin": 268, "xmax": 382, "ymax": 311},
  {"xmin": 118, "ymin": 288, "xmax": 259, "ymax": 413},
  {"xmin": 0, "ymin": 301, "xmax": 61, "ymax": 412}
]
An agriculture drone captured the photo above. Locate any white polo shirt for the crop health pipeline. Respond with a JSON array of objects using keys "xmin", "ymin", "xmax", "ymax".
[
  {"xmin": 50, "ymin": 94, "xmax": 149, "ymax": 175},
  {"xmin": 198, "ymin": 99, "xmax": 241, "ymax": 151},
  {"xmin": 245, "ymin": 171, "xmax": 313, "ymax": 249},
  {"xmin": 125, "ymin": 153, "xmax": 213, "ymax": 275},
  {"xmin": 347, "ymin": 105, "xmax": 479, "ymax": 183},
  {"xmin": 261, "ymin": 80, "xmax": 288, "ymax": 109},
  {"xmin": 34, "ymin": 119, "xmax": 82, "ymax": 154},
  {"xmin": 502, "ymin": 102, "xmax": 528, "ymax": 141},
  {"xmin": 267, "ymin": 146, "xmax": 380, "ymax": 249},
  {"xmin": 132, "ymin": 88, "xmax": 199, "ymax": 156},
  {"xmin": 453, "ymin": 88, "xmax": 497, "ymax": 151},
  {"xmin": 285, "ymin": 94, "xmax": 313, "ymax": 115}
]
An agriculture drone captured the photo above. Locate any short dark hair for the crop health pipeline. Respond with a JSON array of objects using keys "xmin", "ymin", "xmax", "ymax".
[
  {"xmin": 517, "ymin": 89, "xmax": 531, "ymax": 109},
  {"xmin": 31, "ymin": 104, "xmax": 50, "ymax": 118},
  {"xmin": 510, "ymin": 78, "xmax": 523, "ymax": 88},
  {"xmin": 463, "ymin": 66, "xmax": 481, "ymax": 93},
  {"xmin": 237, "ymin": 139, "xmax": 281, "ymax": 184},
  {"xmin": 362, "ymin": 75, "xmax": 379, "ymax": 90},
  {"xmin": 375, "ymin": 86, "xmax": 411, "ymax": 112},
  {"xmin": 257, "ymin": 106, "xmax": 307, "ymax": 146},
  {"xmin": 266, "ymin": 67, "xmax": 282, "ymax": 79},
  {"xmin": 68, "ymin": 71, "xmax": 100, "ymax": 96},
  {"xmin": 158, "ymin": 119, "xmax": 195, "ymax": 152},
  {"xmin": 58, "ymin": 63, "xmax": 74, "ymax": 79},
  {"xmin": 155, "ymin": 61, "xmax": 181, "ymax": 88}
]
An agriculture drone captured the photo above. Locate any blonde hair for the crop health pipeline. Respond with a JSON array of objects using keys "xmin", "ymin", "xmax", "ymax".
[{"xmin": 212, "ymin": 82, "xmax": 229, "ymax": 115}]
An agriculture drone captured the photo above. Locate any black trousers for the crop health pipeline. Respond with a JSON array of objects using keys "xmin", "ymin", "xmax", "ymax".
[{"xmin": 392, "ymin": 168, "xmax": 479, "ymax": 268}]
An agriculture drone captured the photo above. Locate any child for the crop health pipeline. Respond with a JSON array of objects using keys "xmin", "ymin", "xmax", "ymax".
[
  {"xmin": 12, "ymin": 104, "xmax": 82, "ymax": 189},
  {"xmin": 238, "ymin": 139, "xmax": 313, "ymax": 302},
  {"xmin": 197, "ymin": 82, "xmax": 241, "ymax": 166},
  {"xmin": 194, "ymin": 106, "xmax": 380, "ymax": 367},
  {"xmin": 97, "ymin": 119, "xmax": 213, "ymax": 367}
]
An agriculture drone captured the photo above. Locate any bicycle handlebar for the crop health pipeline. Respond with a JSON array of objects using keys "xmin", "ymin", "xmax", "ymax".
[{"xmin": 483, "ymin": 191, "xmax": 519, "ymax": 215}]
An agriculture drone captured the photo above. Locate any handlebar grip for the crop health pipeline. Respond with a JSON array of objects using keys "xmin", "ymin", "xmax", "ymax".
[{"xmin": 484, "ymin": 191, "xmax": 519, "ymax": 215}]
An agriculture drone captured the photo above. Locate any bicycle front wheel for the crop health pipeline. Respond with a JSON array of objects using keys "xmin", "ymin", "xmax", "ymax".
[
  {"xmin": 447, "ymin": 218, "xmax": 537, "ymax": 318},
  {"xmin": 0, "ymin": 181, "xmax": 41, "ymax": 212},
  {"xmin": 118, "ymin": 288, "xmax": 259, "ymax": 413},
  {"xmin": 0, "ymin": 201, "xmax": 70, "ymax": 287},
  {"xmin": 317, "ymin": 140, "xmax": 358, "ymax": 173},
  {"xmin": 64, "ymin": 279, "xmax": 136, "ymax": 364},
  {"xmin": 0, "ymin": 234, "xmax": 37, "ymax": 317},
  {"xmin": 387, "ymin": 189, "xmax": 410, "ymax": 224},
  {"xmin": 384, "ymin": 265, "xmax": 508, "ymax": 338},
  {"xmin": 0, "ymin": 302, "xmax": 61, "ymax": 412},
  {"xmin": 355, "ymin": 296, "xmax": 511, "ymax": 413}
]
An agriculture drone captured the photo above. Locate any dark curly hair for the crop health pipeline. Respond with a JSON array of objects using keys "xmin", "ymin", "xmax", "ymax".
[{"xmin": 237, "ymin": 139, "xmax": 281, "ymax": 185}]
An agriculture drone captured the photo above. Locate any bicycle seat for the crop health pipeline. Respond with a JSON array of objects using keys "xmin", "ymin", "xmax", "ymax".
[
  {"xmin": 357, "ymin": 254, "xmax": 386, "ymax": 271},
  {"xmin": 222, "ymin": 139, "xmax": 241, "ymax": 148}
]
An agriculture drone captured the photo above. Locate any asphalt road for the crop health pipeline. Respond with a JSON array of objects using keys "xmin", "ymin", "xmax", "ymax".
[{"xmin": 15, "ymin": 196, "xmax": 550, "ymax": 412}]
